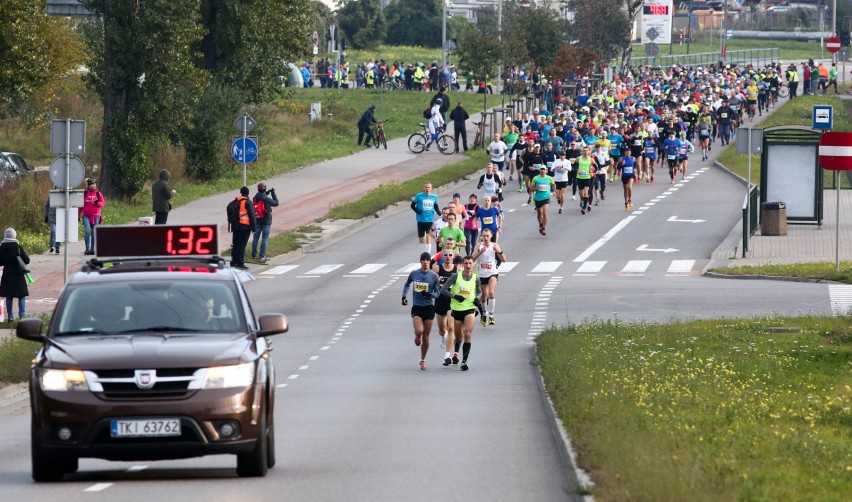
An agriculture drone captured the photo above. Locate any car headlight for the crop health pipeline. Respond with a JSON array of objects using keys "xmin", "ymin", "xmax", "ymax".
[
  {"xmin": 40, "ymin": 369, "xmax": 89, "ymax": 391},
  {"xmin": 202, "ymin": 362, "xmax": 255, "ymax": 389}
]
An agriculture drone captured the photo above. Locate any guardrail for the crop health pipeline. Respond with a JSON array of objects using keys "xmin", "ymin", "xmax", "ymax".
[{"xmin": 624, "ymin": 48, "xmax": 782, "ymax": 69}]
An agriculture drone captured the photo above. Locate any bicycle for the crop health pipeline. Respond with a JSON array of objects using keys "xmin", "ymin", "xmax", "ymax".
[
  {"xmin": 372, "ymin": 119, "xmax": 388, "ymax": 150},
  {"xmin": 408, "ymin": 123, "xmax": 456, "ymax": 155},
  {"xmin": 472, "ymin": 121, "xmax": 484, "ymax": 150},
  {"xmin": 778, "ymin": 82, "xmax": 789, "ymax": 98}
]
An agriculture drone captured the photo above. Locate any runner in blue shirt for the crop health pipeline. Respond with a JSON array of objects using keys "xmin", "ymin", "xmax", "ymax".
[
  {"xmin": 618, "ymin": 155, "xmax": 636, "ymax": 211},
  {"xmin": 411, "ymin": 182, "xmax": 440, "ymax": 252},
  {"xmin": 607, "ymin": 127, "xmax": 625, "ymax": 182},
  {"xmin": 475, "ymin": 196, "xmax": 501, "ymax": 241},
  {"xmin": 643, "ymin": 135, "xmax": 657, "ymax": 183},
  {"xmin": 676, "ymin": 131, "xmax": 695, "ymax": 181},
  {"xmin": 662, "ymin": 131, "xmax": 681, "ymax": 184},
  {"xmin": 402, "ymin": 252, "xmax": 442, "ymax": 370}
]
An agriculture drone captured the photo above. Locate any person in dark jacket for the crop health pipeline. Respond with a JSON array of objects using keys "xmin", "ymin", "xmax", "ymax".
[
  {"xmin": 44, "ymin": 189, "xmax": 60, "ymax": 254},
  {"xmin": 358, "ymin": 104, "xmax": 377, "ymax": 147},
  {"xmin": 0, "ymin": 227, "xmax": 29, "ymax": 320},
  {"xmin": 230, "ymin": 186, "xmax": 256, "ymax": 270},
  {"xmin": 152, "ymin": 169, "xmax": 176, "ymax": 224},
  {"xmin": 251, "ymin": 182, "xmax": 279, "ymax": 262},
  {"xmin": 449, "ymin": 102, "xmax": 470, "ymax": 152}
]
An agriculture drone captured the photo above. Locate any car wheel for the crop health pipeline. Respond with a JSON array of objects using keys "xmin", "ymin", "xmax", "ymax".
[
  {"xmin": 32, "ymin": 434, "xmax": 76, "ymax": 482},
  {"xmin": 236, "ymin": 414, "xmax": 268, "ymax": 477},
  {"xmin": 266, "ymin": 412, "xmax": 276, "ymax": 469}
]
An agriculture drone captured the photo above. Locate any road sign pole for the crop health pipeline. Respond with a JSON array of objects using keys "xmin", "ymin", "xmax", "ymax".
[
  {"xmin": 836, "ymin": 169, "xmax": 840, "ymax": 271},
  {"xmin": 64, "ymin": 119, "xmax": 71, "ymax": 281},
  {"xmin": 746, "ymin": 126, "xmax": 752, "ymax": 249},
  {"xmin": 242, "ymin": 116, "xmax": 247, "ymax": 187}
]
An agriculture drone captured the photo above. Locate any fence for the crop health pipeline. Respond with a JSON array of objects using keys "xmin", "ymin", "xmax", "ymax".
[
  {"xmin": 742, "ymin": 185, "xmax": 760, "ymax": 256},
  {"xmin": 624, "ymin": 48, "xmax": 782, "ymax": 70}
]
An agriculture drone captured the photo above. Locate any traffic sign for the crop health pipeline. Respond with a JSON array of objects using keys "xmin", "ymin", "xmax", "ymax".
[
  {"xmin": 233, "ymin": 112, "xmax": 256, "ymax": 133},
  {"xmin": 812, "ymin": 105, "xmax": 833, "ymax": 130},
  {"xmin": 818, "ymin": 132, "xmax": 852, "ymax": 171},
  {"xmin": 826, "ymin": 37, "xmax": 841, "ymax": 54},
  {"xmin": 312, "ymin": 31, "xmax": 319, "ymax": 47},
  {"xmin": 645, "ymin": 43, "xmax": 659, "ymax": 57},
  {"xmin": 231, "ymin": 136, "xmax": 258, "ymax": 164},
  {"xmin": 49, "ymin": 156, "xmax": 85, "ymax": 188}
]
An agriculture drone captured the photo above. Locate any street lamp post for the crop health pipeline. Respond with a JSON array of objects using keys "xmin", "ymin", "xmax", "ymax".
[{"xmin": 441, "ymin": 0, "xmax": 447, "ymax": 69}]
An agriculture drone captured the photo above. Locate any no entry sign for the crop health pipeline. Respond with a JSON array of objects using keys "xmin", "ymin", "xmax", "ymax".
[
  {"xmin": 819, "ymin": 132, "xmax": 852, "ymax": 170},
  {"xmin": 826, "ymin": 37, "xmax": 842, "ymax": 54}
]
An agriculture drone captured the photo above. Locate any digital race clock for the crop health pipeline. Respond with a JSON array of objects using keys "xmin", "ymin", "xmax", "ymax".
[
  {"xmin": 95, "ymin": 224, "xmax": 219, "ymax": 257},
  {"xmin": 643, "ymin": 4, "xmax": 669, "ymax": 16}
]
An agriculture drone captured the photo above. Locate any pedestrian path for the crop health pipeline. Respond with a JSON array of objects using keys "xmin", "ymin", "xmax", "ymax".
[{"xmin": 256, "ymin": 259, "xmax": 706, "ymax": 279}]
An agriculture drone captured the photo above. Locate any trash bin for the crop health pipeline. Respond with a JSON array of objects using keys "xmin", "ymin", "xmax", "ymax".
[{"xmin": 760, "ymin": 202, "xmax": 787, "ymax": 236}]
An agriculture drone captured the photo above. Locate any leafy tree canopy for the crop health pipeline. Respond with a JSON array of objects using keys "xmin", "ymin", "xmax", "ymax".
[{"xmin": 337, "ymin": 0, "xmax": 387, "ymax": 50}]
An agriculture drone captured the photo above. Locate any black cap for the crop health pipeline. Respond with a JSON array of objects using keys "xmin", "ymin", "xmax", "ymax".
[{"xmin": 240, "ymin": 186, "xmax": 249, "ymax": 196}]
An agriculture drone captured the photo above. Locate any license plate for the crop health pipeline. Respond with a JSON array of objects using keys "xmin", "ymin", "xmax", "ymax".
[{"xmin": 111, "ymin": 419, "xmax": 181, "ymax": 438}]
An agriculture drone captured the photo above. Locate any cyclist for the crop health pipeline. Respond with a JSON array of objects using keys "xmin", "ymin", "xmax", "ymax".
[{"xmin": 424, "ymin": 99, "xmax": 445, "ymax": 151}]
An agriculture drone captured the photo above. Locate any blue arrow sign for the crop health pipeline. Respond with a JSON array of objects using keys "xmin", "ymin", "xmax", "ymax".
[{"xmin": 231, "ymin": 137, "xmax": 258, "ymax": 164}]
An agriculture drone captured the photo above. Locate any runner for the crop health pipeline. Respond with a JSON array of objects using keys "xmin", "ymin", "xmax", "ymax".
[
  {"xmin": 486, "ymin": 134, "xmax": 509, "ymax": 173},
  {"xmin": 618, "ymin": 154, "xmax": 636, "ymax": 211},
  {"xmin": 677, "ymin": 131, "xmax": 695, "ymax": 180},
  {"xmin": 662, "ymin": 130, "xmax": 680, "ymax": 184},
  {"xmin": 440, "ymin": 255, "xmax": 483, "ymax": 371},
  {"xmin": 477, "ymin": 163, "xmax": 504, "ymax": 203},
  {"xmin": 471, "ymin": 228, "xmax": 505, "ymax": 327},
  {"xmin": 503, "ymin": 124, "xmax": 521, "ymax": 182},
  {"xmin": 462, "ymin": 195, "xmax": 480, "ymax": 256},
  {"xmin": 531, "ymin": 165, "xmax": 556, "ymax": 235},
  {"xmin": 576, "ymin": 146, "xmax": 594, "ymax": 215},
  {"xmin": 696, "ymin": 112, "xmax": 712, "ymax": 162},
  {"xmin": 551, "ymin": 150, "xmax": 572, "ymax": 214},
  {"xmin": 411, "ymin": 182, "xmax": 440, "ymax": 252},
  {"xmin": 521, "ymin": 141, "xmax": 544, "ymax": 204},
  {"xmin": 475, "ymin": 194, "xmax": 501, "ymax": 242},
  {"xmin": 592, "ymin": 143, "xmax": 610, "ymax": 205},
  {"xmin": 438, "ymin": 211, "xmax": 465, "ymax": 255},
  {"xmin": 432, "ymin": 249, "xmax": 459, "ymax": 358},
  {"xmin": 642, "ymin": 126, "xmax": 657, "ymax": 183},
  {"xmin": 401, "ymin": 252, "xmax": 441, "ymax": 370},
  {"xmin": 431, "ymin": 207, "xmax": 449, "ymax": 252}
]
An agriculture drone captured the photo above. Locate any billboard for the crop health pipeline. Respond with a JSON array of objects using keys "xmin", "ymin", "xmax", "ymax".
[{"xmin": 641, "ymin": 0, "xmax": 673, "ymax": 44}]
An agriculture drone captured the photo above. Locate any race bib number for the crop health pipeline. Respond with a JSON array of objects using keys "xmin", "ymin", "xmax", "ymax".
[
  {"xmin": 546, "ymin": 162, "xmax": 554, "ymax": 169},
  {"xmin": 667, "ymin": 154, "xmax": 677, "ymax": 160},
  {"xmin": 482, "ymin": 216, "xmax": 494, "ymax": 225},
  {"xmin": 633, "ymin": 139, "xmax": 643, "ymax": 146},
  {"xmin": 533, "ymin": 164, "xmax": 543, "ymax": 170},
  {"xmin": 536, "ymin": 183, "xmax": 549, "ymax": 192},
  {"xmin": 645, "ymin": 146, "xmax": 655, "ymax": 153},
  {"xmin": 720, "ymin": 113, "xmax": 728, "ymax": 119},
  {"xmin": 457, "ymin": 286, "xmax": 472, "ymax": 298},
  {"xmin": 422, "ymin": 199, "xmax": 434, "ymax": 212},
  {"xmin": 678, "ymin": 148, "xmax": 687, "ymax": 155},
  {"xmin": 480, "ymin": 262, "xmax": 493, "ymax": 270},
  {"xmin": 414, "ymin": 281, "xmax": 428, "ymax": 292}
]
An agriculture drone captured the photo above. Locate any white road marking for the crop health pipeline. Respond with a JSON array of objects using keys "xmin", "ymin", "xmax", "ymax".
[
  {"xmin": 309, "ymin": 356, "xmax": 319, "ymax": 361},
  {"xmin": 305, "ymin": 264, "xmax": 343, "ymax": 275},
  {"xmin": 667, "ymin": 260, "xmax": 695, "ymax": 275},
  {"xmin": 574, "ymin": 216, "xmax": 635, "ymax": 262},
  {"xmin": 621, "ymin": 260, "xmax": 651, "ymax": 275},
  {"xmin": 531, "ymin": 261, "xmax": 563, "ymax": 273},
  {"xmin": 575, "ymin": 261, "xmax": 606, "ymax": 274},
  {"xmin": 394, "ymin": 263, "xmax": 420, "ymax": 274},
  {"xmin": 350, "ymin": 263, "xmax": 387, "ymax": 274},
  {"xmin": 276, "ymin": 383, "xmax": 288, "ymax": 388},
  {"xmin": 263, "ymin": 265, "xmax": 298, "ymax": 275},
  {"xmin": 497, "ymin": 261, "xmax": 519, "ymax": 273},
  {"xmin": 288, "ymin": 375, "xmax": 299, "ymax": 379},
  {"xmin": 84, "ymin": 483, "xmax": 113, "ymax": 492},
  {"xmin": 299, "ymin": 365, "xmax": 309, "ymax": 370}
]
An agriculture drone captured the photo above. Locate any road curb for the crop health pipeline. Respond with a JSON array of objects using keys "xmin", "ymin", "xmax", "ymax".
[{"xmin": 533, "ymin": 344, "xmax": 595, "ymax": 501}]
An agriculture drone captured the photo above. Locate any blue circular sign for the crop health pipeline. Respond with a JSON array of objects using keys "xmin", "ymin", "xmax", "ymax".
[{"xmin": 231, "ymin": 137, "xmax": 258, "ymax": 164}]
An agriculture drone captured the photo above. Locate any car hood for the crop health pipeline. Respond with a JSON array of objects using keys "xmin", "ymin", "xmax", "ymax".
[{"xmin": 44, "ymin": 333, "xmax": 255, "ymax": 369}]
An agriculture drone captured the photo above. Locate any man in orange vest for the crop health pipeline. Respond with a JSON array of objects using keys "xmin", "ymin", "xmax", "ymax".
[{"xmin": 231, "ymin": 186, "xmax": 257, "ymax": 270}]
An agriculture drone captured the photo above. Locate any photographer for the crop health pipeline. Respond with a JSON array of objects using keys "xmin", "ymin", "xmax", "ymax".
[{"xmin": 251, "ymin": 182, "xmax": 279, "ymax": 262}]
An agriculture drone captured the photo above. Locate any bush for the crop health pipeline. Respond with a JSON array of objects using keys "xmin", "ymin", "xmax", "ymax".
[{"xmin": 184, "ymin": 85, "xmax": 242, "ymax": 182}]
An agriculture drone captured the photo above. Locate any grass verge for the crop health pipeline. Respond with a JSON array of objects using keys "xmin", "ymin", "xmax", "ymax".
[
  {"xmin": 537, "ymin": 316, "xmax": 852, "ymax": 502},
  {"xmin": 632, "ymin": 38, "xmax": 826, "ymax": 62},
  {"xmin": 708, "ymin": 261, "xmax": 852, "ymax": 283}
]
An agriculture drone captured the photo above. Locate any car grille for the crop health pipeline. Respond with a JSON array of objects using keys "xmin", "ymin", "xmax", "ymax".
[{"xmin": 88, "ymin": 368, "xmax": 200, "ymax": 400}]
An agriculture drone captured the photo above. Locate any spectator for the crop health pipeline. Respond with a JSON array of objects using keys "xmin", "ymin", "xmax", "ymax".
[
  {"xmin": 251, "ymin": 182, "xmax": 279, "ymax": 262},
  {"xmin": 81, "ymin": 178, "xmax": 104, "ymax": 255},
  {"xmin": 152, "ymin": 169, "xmax": 176, "ymax": 225},
  {"xmin": 0, "ymin": 227, "xmax": 30, "ymax": 321},
  {"xmin": 230, "ymin": 186, "xmax": 256, "ymax": 270},
  {"xmin": 43, "ymin": 189, "xmax": 60, "ymax": 254},
  {"xmin": 449, "ymin": 102, "xmax": 470, "ymax": 152}
]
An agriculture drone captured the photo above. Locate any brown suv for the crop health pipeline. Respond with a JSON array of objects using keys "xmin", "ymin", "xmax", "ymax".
[{"xmin": 18, "ymin": 226, "xmax": 287, "ymax": 482}]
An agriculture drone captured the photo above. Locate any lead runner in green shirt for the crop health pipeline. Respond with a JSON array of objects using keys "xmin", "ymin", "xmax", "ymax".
[{"xmin": 530, "ymin": 165, "xmax": 556, "ymax": 236}]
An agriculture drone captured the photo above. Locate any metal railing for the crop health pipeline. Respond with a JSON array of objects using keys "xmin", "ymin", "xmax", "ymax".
[{"xmin": 624, "ymin": 48, "xmax": 782, "ymax": 70}]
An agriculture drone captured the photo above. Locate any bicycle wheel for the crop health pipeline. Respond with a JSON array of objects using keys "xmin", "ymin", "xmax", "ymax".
[
  {"xmin": 381, "ymin": 136, "xmax": 387, "ymax": 150},
  {"xmin": 408, "ymin": 133, "xmax": 426, "ymax": 154},
  {"xmin": 778, "ymin": 86, "xmax": 789, "ymax": 98},
  {"xmin": 438, "ymin": 134, "xmax": 456, "ymax": 155},
  {"xmin": 373, "ymin": 132, "xmax": 381, "ymax": 149}
]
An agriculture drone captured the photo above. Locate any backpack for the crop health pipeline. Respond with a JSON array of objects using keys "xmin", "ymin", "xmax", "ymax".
[
  {"xmin": 423, "ymin": 107, "xmax": 431, "ymax": 119},
  {"xmin": 226, "ymin": 197, "xmax": 241, "ymax": 232},
  {"xmin": 253, "ymin": 197, "xmax": 267, "ymax": 220}
]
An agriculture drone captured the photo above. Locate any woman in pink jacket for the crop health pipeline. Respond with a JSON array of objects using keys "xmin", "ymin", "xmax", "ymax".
[{"xmin": 81, "ymin": 178, "xmax": 105, "ymax": 255}]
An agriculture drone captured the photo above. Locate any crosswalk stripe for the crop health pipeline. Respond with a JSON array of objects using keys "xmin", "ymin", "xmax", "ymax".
[
  {"xmin": 667, "ymin": 260, "xmax": 695, "ymax": 275},
  {"xmin": 350, "ymin": 263, "xmax": 387, "ymax": 274},
  {"xmin": 394, "ymin": 263, "xmax": 420, "ymax": 274},
  {"xmin": 621, "ymin": 260, "xmax": 651, "ymax": 275},
  {"xmin": 305, "ymin": 264, "xmax": 342, "ymax": 275},
  {"xmin": 531, "ymin": 261, "xmax": 563, "ymax": 273},
  {"xmin": 575, "ymin": 261, "xmax": 606, "ymax": 274},
  {"xmin": 263, "ymin": 265, "xmax": 298, "ymax": 275},
  {"xmin": 497, "ymin": 261, "xmax": 518, "ymax": 273},
  {"xmin": 829, "ymin": 285, "xmax": 852, "ymax": 315}
]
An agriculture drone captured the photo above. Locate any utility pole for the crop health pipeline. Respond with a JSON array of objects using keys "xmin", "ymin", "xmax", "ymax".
[
  {"xmin": 833, "ymin": 0, "xmax": 837, "ymax": 64},
  {"xmin": 441, "ymin": 0, "xmax": 447, "ymax": 69},
  {"xmin": 721, "ymin": 0, "xmax": 728, "ymax": 63},
  {"xmin": 496, "ymin": 0, "xmax": 502, "ymax": 95}
]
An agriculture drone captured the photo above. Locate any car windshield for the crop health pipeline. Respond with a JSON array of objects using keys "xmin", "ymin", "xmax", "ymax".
[{"xmin": 53, "ymin": 280, "xmax": 246, "ymax": 335}]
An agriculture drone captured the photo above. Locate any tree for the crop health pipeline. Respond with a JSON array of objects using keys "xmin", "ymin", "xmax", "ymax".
[
  {"xmin": 385, "ymin": 0, "xmax": 441, "ymax": 48},
  {"xmin": 454, "ymin": 22, "xmax": 501, "ymax": 80},
  {"xmin": 545, "ymin": 44, "xmax": 600, "ymax": 83},
  {"xmin": 81, "ymin": 0, "xmax": 206, "ymax": 199},
  {"xmin": 336, "ymin": 0, "xmax": 387, "ymax": 50},
  {"xmin": 0, "ymin": 0, "xmax": 86, "ymax": 117},
  {"xmin": 567, "ymin": 0, "xmax": 631, "ymax": 65},
  {"xmin": 618, "ymin": 0, "xmax": 643, "ymax": 72}
]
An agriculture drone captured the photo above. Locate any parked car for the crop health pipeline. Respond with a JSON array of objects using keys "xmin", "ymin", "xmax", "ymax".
[{"xmin": 0, "ymin": 151, "xmax": 32, "ymax": 185}]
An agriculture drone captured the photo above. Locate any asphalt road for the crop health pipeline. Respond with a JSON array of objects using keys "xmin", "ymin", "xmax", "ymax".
[{"xmin": 0, "ymin": 125, "xmax": 837, "ymax": 498}]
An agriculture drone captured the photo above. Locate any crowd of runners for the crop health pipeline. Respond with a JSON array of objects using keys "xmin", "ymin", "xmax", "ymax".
[{"xmin": 401, "ymin": 59, "xmax": 799, "ymax": 371}]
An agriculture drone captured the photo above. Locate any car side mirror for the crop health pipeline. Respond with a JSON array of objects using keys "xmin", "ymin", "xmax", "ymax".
[
  {"xmin": 256, "ymin": 314, "xmax": 288, "ymax": 337},
  {"xmin": 16, "ymin": 318, "xmax": 44, "ymax": 342}
]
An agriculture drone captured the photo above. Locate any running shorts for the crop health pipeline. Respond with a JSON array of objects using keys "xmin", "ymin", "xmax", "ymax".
[
  {"xmin": 417, "ymin": 221, "xmax": 432, "ymax": 238},
  {"xmin": 534, "ymin": 198, "xmax": 550, "ymax": 208},
  {"xmin": 630, "ymin": 146, "xmax": 643, "ymax": 158},
  {"xmin": 435, "ymin": 297, "xmax": 451, "ymax": 315},
  {"xmin": 621, "ymin": 175, "xmax": 634, "ymax": 184},
  {"xmin": 555, "ymin": 181, "xmax": 569, "ymax": 190},
  {"xmin": 451, "ymin": 308, "xmax": 476, "ymax": 322},
  {"xmin": 667, "ymin": 158, "xmax": 679, "ymax": 168},
  {"xmin": 411, "ymin": 304, "xmax": 436, "ymax": 320},
  {"xmin": 479, "ymin": 274, "xmax": 498, "ymax": 285},
  {"xmin": 576, "ymin": 178, "xmax": 592, "ymax": 189}
]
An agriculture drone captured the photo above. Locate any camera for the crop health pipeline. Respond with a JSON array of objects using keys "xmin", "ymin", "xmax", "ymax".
[{"xmin": 266, "ymin": 188, "xmax": 275, "ymax": 194}]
